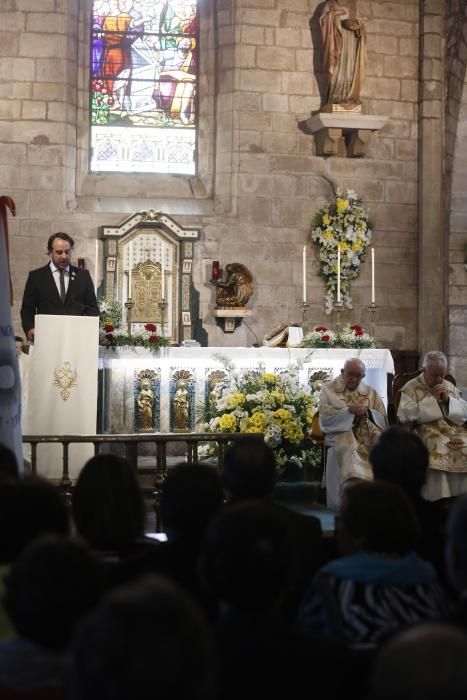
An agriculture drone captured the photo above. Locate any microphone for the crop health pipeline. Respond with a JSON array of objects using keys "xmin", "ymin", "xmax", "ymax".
[
  {"xmin": 243, "ymin": 320, "xmax": 260, "ymax": 348},
  {"xmin": 69, "ymin": 297, "xmax": 100, "ymax": 316}
]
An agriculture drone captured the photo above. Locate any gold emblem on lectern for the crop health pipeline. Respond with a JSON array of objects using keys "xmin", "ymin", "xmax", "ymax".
[{"xmin": 53, "ymin": 361, "xmax": 78, "ymax": 401}]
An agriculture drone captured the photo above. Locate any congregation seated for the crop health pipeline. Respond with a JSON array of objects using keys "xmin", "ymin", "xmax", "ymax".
[
  {"xmin": 109, "ymin": 462, "xmax": 224, "ymax": 616},
  {"xmin": 369, "ymin": 623, "xmax": 467, "ymax": 700},
  {"xmin": 71, "ymin": 454, "xmax": 157, "ymax": 568},
  {"xmin": 0, "ymin": 534, "xmax": 103, "ymax": 699},
  {"xmin": 199, "ymin": 500, "xmax": 352, "ymax": 700},
  {"xmin": 369, "ymin": 426, "xmax": 448, "ymax": 587},
  {"xmin": 222, "ymin": 436, "xmax": 324, "ymax": 617},
  {"xmin": 297, "ymin": 480, "xmax": 450, "ymax": 647},
  {"xmin": 445, "ymin": 493, "xmax": 467, "ymax": 627},
  {"xmin": 0, "ymin": 443, "xmax": 20, "ymax": 483},
  {"xmin": 397, "ymin": 350, "xmax": 467, "ymax": 501},
  {"xmin": 319, "ymin": 358, "xmax": 388, "ymax": 510},
  {"xmin": 70, "ymin": 576, "xmax": 217, "ymax": 700}
]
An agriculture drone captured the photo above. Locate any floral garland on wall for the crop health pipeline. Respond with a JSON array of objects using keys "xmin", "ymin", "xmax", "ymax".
[
  {"xmin": 312, "ymin": 181, "xmax": 372, "ymax": 314},
  {"xmin": 99, "ymin": 300, "xmax": 169, "ymax": 352}
]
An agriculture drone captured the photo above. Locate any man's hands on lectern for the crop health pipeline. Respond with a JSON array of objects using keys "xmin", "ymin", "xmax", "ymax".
[
  {"xmin": 348, "ymin": 404, "xmax": 368, "ymax": 417},
  {"xmin": 27, "ymin": 328, "xmax": 35, "ymax": 343},
  {"xmin": 431, "ymin": 382, "xmax": 449, "ymax": 403}
]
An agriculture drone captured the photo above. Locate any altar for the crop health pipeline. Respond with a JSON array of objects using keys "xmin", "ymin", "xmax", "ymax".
[{"xmin": 99, "ymin": 347, "xmax": 394, "ymax": 434}]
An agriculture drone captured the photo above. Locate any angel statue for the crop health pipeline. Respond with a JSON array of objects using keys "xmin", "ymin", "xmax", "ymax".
[{"xmin": 215, "ymin": 263, "xmax": 254, "ymax": 308}]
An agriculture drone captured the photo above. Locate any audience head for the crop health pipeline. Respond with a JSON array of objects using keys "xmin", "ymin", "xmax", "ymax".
[
  {"xmin": 160, "ymin": 462, "xmax": 223, "ymax": 540},
  {"xmin": 0, "ymin": 477, "xmax": 69, "ymax": 564},
  {"xmin": 370, "ymin": 623, "xmax": 467, "ymax": 700},
  {"xmin": 199, "ymin": 500, "xmax": 294, "ymax": 611},
  {"xmin": 446, "ymin": 493, "xmax": 467, "ymax": 592},
  {"xmin": 338, "ymin": 480, "xmax": 419, "ymax": 557},
  {"xmin": 370, "ymin": 426, "xmax": 429, "ymax": 497},
  {"xmin": 4, "ymin": 534, "xmax": 103, "ymax": 651},
  {"xmin": 72, "ymin": 454, "xmax": 145, "ymax": 552},
  {"xmin": 222, "ymin": 436, "xmax": 277, "ymax": 501},
  {"xmin": 0, "ymin": 442, "xmax": 20, "ymax": 482},
  {"xmin": 422, "ymin": 350, "xmax": 448, "ymax": 388},
  {"xmin": 15, "ymin": 336, "xmax": 24, "ymax": 357},
  {"xmin": 71, "ymin": 576, "xmax": 217, "ymax": 700}
]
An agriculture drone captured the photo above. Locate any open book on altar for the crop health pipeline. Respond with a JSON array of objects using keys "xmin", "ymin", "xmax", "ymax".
[{"xmin": 262, "ymin": 324, "xmax": 303, "ymax": 348}]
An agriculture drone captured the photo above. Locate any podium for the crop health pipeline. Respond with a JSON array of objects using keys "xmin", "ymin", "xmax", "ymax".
[{"xmin": 28, "ymin": 315, "xmax": 99, "ymax": 479}]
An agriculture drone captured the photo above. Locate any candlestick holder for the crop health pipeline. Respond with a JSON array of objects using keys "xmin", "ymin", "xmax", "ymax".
[
  {"xmin": 301, "ymin": 301, "xmax": 309, "ymax": 336},
  {"xmin": 333, "ymin": 300, "xmax": 345, "ymax": 331},
  {"xmin": 158, "ymin": 298, "xmax": 168, "ymax": 336},
  {"xmin": 125, "ymin": 297, "xmax": 134, "ymax": 336},
  {"xmin": 367, "ymin": 302, "xmax": 379, "ymax": 338}
]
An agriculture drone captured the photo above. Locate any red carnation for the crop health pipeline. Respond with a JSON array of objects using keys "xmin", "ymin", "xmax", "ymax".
[
  {"xmin": 104, "ymin": 323, "xmax": 113, "ymax": 333},
  {"xmin": 105, "ymin": 333, "xmax": 115, "ymax": 342},
  {"xmin": 355, "ymin": 329, "xmax": 364, "ymax": 337},
  {"xmin": 149, "ymin": 334, "xmax": 159, "ymax": 343},
  {"xmin": 350, "ymin": 324, "xmax": 363, "ymax": 332},
  {"xmin": 322, "ymin": 334, "xmax": 330, "ymax": 342},
  {"xmin": 315, "ymin": 326, "xmax": 328, "ymax": 332},
  {"xmin": 145, "ymin": 323, "xmax": 157, "ymax": 332}
]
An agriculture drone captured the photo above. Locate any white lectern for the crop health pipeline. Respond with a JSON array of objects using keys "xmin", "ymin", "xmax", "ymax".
[{"xmin": 28, "ymin": 314, "xmax": 99, "ymax": 480}]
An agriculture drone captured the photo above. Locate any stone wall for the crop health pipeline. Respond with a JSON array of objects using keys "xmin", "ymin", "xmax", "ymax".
[{"xmin": 0, "ymin": 0, "xmax": 428, "ymax": 354}]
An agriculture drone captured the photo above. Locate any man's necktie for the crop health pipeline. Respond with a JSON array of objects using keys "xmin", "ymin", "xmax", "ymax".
[{"xmin": 59, "ymin": 269, "xmax": 66, "ymax": 303}]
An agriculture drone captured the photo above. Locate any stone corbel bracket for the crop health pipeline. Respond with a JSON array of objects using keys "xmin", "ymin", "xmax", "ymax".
[
  {"xmin": 306, "ymin": 113, "xmax": 388, "ymax": 158},
  {"xmin": 214, "ymin": 308, "xmax": 252, "ymax": 333}
]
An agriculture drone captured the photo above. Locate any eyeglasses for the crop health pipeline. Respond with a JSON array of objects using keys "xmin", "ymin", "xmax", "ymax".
[{"xmin": 345, "ymin": 372, "xmax": 365, "ymax": 379}]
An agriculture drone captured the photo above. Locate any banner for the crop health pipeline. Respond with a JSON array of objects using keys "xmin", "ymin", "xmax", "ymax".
[{"xmin": 0, "ymin": 197, "xmax": 23, "ymax": 471}]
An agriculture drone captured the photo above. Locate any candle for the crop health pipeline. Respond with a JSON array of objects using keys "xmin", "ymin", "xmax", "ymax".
[
  {"xmin": 94, "ymin": 240, "xmax": 99, "ymax": 291},
  {"xmin": 115, "ymin": 263, "xmax": 118, "ymax": 303},
  {"xmin": 337, "ymin": 246, "xmax": 341, "ymax": 302},
  {"xmin": 371, "ymin": 247, "xmax": 375, "ymax": 304},
  {"xmin": 128, "ymin": 245, "xmax": 133, "ymax": 297},
  {"xmin": 161, "ymin": 250, "xmax": 165, "ymax": 300},
  {"xmin": 302, "ymin": 245, "xmax": 307, "ymax": 304}
]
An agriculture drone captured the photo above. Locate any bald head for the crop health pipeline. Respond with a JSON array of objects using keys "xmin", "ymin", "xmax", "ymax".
[{"xmin": 341, "ymin": 357, "xmax": 366, "ymax": 391}]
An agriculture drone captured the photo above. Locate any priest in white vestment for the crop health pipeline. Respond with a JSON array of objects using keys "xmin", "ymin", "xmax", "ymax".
[
  {"xmin": 397, "ymin": 351, "xmax": 467, "ymax": 501},
  {"xmin": 319, "ymin": 358, "xmax": 388, "ymax": 510}
]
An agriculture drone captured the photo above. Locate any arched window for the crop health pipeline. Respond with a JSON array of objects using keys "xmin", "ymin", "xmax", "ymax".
[{"xmin": 90, "ymin": 0, "xmax": 197, "ymax": 175}]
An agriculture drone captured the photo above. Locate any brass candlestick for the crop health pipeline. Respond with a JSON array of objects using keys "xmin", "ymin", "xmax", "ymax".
[
  {"xmin": 301, "ymin": 301, "xmax": 309, "ymax": 336},
  {"xmin": 158, "ymin": 298, "xmax": 168, "ymax": 336},
  {"xmin": 125, "ymin": 298, "xmax": 134, "ymax": 336},
  {"xmin": 333, "ymin": 300, "xmax": 344, "ymax": 331},
  {"xmin": 368, "ymin": 302, "xmax": 379, "ymax": 338}
]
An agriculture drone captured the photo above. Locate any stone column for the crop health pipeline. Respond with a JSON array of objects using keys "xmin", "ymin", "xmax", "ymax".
[{"xmin": 418, "ymin": 1, "xmax": 446, "ymax": 357}]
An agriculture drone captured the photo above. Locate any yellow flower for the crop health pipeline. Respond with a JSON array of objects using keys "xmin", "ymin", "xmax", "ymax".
[
  {"xmin": 339, "ymin": 241, "xmax": 349, "ymax": 253},
  {"xmin": 283, "ymin": 420, "xmax": 304, "ymax": 442},
  {"xmin": 336, "ymin": 198, "xmax": 349, "ymax": 214},
  {"xmin": 270, "ymin": 390, "xmax": 285, "ymax": 405},
  {"xmin": 273, "ymin": 408, "xmax": 292, "ymax": 424},
  {"xmin": 227, "ymin": 392, "xmax": 246, "ymax": 408},
  {"xmin": 219, "ymin": 413, "xmax": 237, "ymax": 432},
  {"xmin": 260, "ymin": 373, "xmax": 276, "ymax": 384},
  {"xmin": 244, "ymin": 412, "xmax": 268, "ymax": 433},
  {"xmin": 323, "ymin": 229, "xmax": 334, "ymax": 241},
  {"xmin": 352, "ymin": 240, "xmax": 363, "ymax": 252},
  {"xmin": 322, "ymin": 213, "xmax": 330, "ymax": 225}
]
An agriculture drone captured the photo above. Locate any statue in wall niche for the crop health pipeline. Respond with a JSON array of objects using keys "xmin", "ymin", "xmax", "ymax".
[
  {"xmin": 215, "ymin": 263, "xmax": 254, "ymax": 308},
  {"xmin": 319, "ymin": 0, "xmax": 367, "ymax": 111},
  {"xmin": 137, "ymin": 378, "xmax": 154, "ymax": 432},
  {"xmin": 173, "ymin": 379, "xmax": 189, "ymax": 430}
]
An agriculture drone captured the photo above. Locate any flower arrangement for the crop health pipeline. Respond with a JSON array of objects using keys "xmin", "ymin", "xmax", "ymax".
[
  {"xmin": 99, "ymin": 299, "xmax": 169, "ymax": 352},
  {"xmin": 200, "ymin": 364, "xmax": 322, "ymax": 471},
  {"xmin": 312, "ymin": 181, "xmax": 372, "ymax": 313},
  {"xmin": 301, "ymin": 324, "xmax": 379, "ymax": 349}
]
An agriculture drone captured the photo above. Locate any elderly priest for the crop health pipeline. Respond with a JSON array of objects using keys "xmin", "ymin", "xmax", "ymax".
[
  {"xmin": 319, "ymin": 357, "xmax": 388, "ymax": 510},
  {"xmin": 397, "ymin": 351, "xmax": 467, "ymax": 500}
]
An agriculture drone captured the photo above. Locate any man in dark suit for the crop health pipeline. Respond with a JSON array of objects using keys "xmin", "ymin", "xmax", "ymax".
[{"xmin": 21, "ymin": 232, "xmax": 99, "ymax": 342}]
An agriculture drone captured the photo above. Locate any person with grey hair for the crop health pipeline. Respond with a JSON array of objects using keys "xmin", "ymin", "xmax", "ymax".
[
  {"xmin": 397, "ymin": 351, "xmax": 467, "ymax": 501},
  {"xmin": 319, "ymin": 357, "xmax": 387, "ymax": 510}
]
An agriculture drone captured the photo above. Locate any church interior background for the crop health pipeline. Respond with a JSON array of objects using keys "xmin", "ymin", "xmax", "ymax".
[{"xmin": 3, "ymin": 0, "xmax": 467, "ymax": 385}]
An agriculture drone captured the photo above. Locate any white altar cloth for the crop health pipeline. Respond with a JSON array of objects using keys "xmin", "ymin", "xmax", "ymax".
[{"xmin": 99, "ymin": 347, "xmax": 394, "ymax": 434}]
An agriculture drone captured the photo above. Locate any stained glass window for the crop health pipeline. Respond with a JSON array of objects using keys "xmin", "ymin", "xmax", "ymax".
[{"xmin": 90, "ymin": 0, "xmax": 197, "ymax": 174}]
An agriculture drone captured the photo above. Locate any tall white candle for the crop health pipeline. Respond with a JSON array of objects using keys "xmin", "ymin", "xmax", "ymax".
[
  {"xmin": 94, "ymin": 240, "xmax": 99, "ymax": 291},
  {"xmin": 115, "ymin": 263, "xmax": 119, "ymax": 303},
  {"xmin": 161, "ymin": 251, "xmax": 165, "ymax": 300},
  {"xmin": 337, "ymin": 246, "xmax": 341, "ymax": 302},
  {"xmin": 302, "ymin": 245, "xmax": 307, "ymax": 304},
  {"xmin": 371, "ymin": 247, "xmax": 375, "ymax": 303},
  {"xmin": 128, "ymin": 244, "xmax": 133, "ymax": 296}
]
